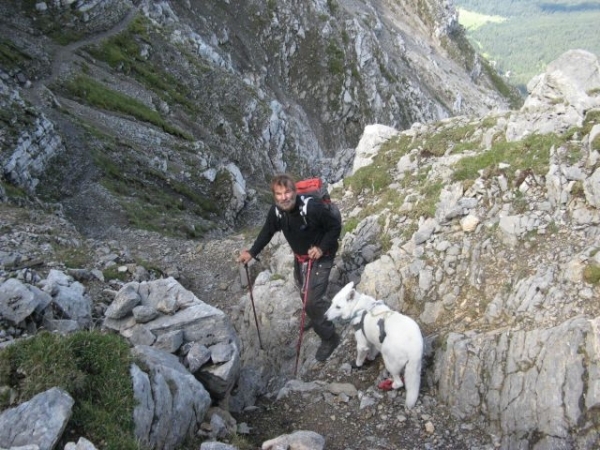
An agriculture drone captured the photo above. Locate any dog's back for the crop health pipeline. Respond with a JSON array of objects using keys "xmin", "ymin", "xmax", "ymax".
[{"xmin": 361, "ymin": 304, "xmax": 423, "ymax": 409}]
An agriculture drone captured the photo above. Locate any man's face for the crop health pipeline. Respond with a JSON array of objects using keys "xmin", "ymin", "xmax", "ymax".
[{"xmin": 273, "ymin": 184, "xmax": 296, "ymax": 212}]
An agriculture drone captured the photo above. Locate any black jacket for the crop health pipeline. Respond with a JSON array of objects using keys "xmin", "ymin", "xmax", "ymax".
[{"xmin": 249, "ymin": 196, "xmax": 341, "ymax": 258}]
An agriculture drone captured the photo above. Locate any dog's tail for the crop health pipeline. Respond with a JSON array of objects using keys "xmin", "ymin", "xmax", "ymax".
[{"xmin": 404, "ymin": 357, "xmax": 422, "ymax": 409}]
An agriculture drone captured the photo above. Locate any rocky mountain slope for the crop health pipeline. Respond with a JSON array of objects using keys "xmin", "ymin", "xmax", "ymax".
[
  {"xmin": 2, "ymin": 48, "xmax": 599, "ymax": 449},
  {"xmin": 2, "ymin": 1, "xmax": 599, "ymax": 450},
  {"xmin": 0, "ymin": 0, "xmax": 516, "ymax": 239}
]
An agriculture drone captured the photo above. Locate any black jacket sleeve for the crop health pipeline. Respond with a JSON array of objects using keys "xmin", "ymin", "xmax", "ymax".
[{"xmin": 248, "ymin": 205, "xmax": 280, "ymax": 258}]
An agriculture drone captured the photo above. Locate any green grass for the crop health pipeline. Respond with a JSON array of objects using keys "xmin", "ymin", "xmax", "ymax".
[
  {"xmin": 0, "ymin": 331, "xmax": 138, "ymax": 450},
  {"xmin": 341, "ymin": 114, "xmax": 581, "ymax": 243},
  {"xmin": 0, "ymin": 39, "xmax": 31, "ymax": 70},
  {"xmin": 342, "ymin": 216, "xmax": 360, "ymax": 235},
  {"xmin": 63, "ymin": 75, "xmax": 191, "ymax": 139},
  {"xmin": 583, "ymin": 263, "xmax": 600, "ymax": 285},
  {"xmin": 85, "ymin": 16, "xmax": 199, "ymax": 115},
  {"xmin": 457, "ymin": 8, "xmax": 506, "ymax": 31},
  {"xmin": 414, "ymin": 123, "xmax": 480, "ymax": 156},
  {"xmin": 452, "ymin": 132, "xmax": 563, "ymax": 183},
  {"xmin": 345, "ymin": 163, "xmax": 392, "ymax": 195}
]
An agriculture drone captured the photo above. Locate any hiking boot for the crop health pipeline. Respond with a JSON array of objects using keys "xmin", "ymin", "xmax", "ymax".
[{"xmin": 315, "ymin": 333, "xmax": 340, "ymax": 361}]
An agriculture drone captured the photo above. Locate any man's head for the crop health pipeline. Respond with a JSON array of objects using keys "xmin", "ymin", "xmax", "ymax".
[{"xmin": 271, "ymin": 174, "xmax": 297, "ymax": 212}]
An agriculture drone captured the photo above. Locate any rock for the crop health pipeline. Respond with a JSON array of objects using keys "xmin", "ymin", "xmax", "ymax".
[
  {"xmin": 0, "ymin": 387, "xmax": 74, "ymax": 450},
  {"xmin": 262, "ymin": 430, "xmax": 325, "ymax": 450}
]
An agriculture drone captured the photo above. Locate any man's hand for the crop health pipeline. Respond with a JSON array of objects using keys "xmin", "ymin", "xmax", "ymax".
[
  {"xmin": 237, "ymin": 250, "xmax": 253, "ymax": 265},
  {"xmin": 308, "ymin": 246, "xmax": 323, "ymax": 260}
]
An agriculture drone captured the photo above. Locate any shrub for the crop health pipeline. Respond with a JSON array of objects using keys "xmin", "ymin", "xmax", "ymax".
[
  {"xmin": 583, "ymin": 263, "xmax": 600, "ymax": 285},
  {"xmin": 0, "ymin": 331, "xmax": 137, "ymax": 450}
]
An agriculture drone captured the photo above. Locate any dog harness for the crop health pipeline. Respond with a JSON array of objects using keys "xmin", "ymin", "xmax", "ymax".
[{"xmin": 351, "ymin": 302, "xmax": 394, "ymax": 344}]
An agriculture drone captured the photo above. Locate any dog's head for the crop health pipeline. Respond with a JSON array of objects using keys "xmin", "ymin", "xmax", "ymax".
[{"xmin": 325, "ymin": 281, "xmax": 357, "ymax": 321}]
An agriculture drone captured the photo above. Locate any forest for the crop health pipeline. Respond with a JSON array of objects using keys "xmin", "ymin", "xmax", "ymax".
[{"xmin": 454, "ymin": 0, "xmax": 600, "ymax": 93}]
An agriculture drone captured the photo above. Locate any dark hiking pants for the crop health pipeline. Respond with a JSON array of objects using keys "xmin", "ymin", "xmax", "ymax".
[{"xmin": 293, "ymin": 255, "xmax": 336, "ymax": 341}]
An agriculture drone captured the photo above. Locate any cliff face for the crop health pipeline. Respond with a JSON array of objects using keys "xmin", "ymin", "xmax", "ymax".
[{"xmin": 0, "ymin": 0, "xmax": 513, "ymax": 238}]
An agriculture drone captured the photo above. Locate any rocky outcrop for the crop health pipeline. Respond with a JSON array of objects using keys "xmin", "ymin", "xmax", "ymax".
[
  {"xmin": 0, "ymin": 271, "xmax": 239, "ymax": 449},
  {"xmin": 0, "ymin": 79, "xmax": 66, "ymax": 194},
  {"xmin": 0, "ymin": 387, "xmax": 74, "ymax": 450},
  {"xmin": 131, "ymin": 345, "xmax": 212, "ymax": 450},
  {"xmin": 103, "ymin": 277, "xmax": 241, "ymax": 400},
  {"xmin": 507, "ymin": 49, "xmax": 600, "ymax": 141},
  {"xmin": 229, "ymin": 50, "xmax": 600, "ymax": 449},
  {"xmin": 435, "ymin": 317, "xmax": 600, "ymax": 449},
  {"xmin": 0, "ymin": 269, "xmax": 92, "ymax": 339}
]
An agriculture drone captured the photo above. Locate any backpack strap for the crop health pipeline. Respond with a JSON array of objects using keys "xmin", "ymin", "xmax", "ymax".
[
  {"xmin": 275, "ymin": 197, "xmax": 310, "ymax": 228},
  {"xmin": 300, "ymin": 195, "xmax": 312, "ymax": 217}
]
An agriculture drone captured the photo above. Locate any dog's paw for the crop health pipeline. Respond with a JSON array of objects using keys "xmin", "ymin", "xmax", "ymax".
[
  {"xmin": 377, "ymin": 379, "xmax": 394, "ymax": 391},
  {"xmin": 351, "ymin": 358, "xmax": 375, "ymax": 369}
]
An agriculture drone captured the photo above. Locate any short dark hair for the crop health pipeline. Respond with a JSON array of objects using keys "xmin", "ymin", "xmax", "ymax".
[{"xmin": 270, "ymin": 174, "xmax": 296, "ymax": 193}]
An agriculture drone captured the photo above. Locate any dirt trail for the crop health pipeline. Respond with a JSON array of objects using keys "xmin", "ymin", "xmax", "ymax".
[{"xmin": 21, "ymin": 4, "xmax": 139, "ymax": 108}]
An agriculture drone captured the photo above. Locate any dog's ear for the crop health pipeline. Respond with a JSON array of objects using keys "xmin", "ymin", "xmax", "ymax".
[{"xmin": 348, "ymin": 288, "xmax": 355, "ymax": 300}]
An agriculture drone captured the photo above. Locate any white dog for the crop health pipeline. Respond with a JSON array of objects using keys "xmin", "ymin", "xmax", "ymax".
[{"xmin": 326, "ymin": 281, "xmax": 423, "ymax": 408}]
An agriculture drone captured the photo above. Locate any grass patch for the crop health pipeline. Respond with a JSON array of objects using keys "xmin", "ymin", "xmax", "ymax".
[
  {"xmin": 103, "ymin": 266, "xmax": 129, "ymax": 282},
  {"xmin": 0, "ymin": 39, "xmax": 32, "ymax": 70},
  {"xmin": 414, "ymin": 123, "xmax": 480, "ymax": 157},
  {"xmin": 344, "ymin": 163, "xmax": 392, "ymax": 195},
  {"xmin": 327, "ymin": 40, "xmax": 345, "ymax": 76},
  {"xmin": 0, "ymin": 181, "xmax": 28, "ymax": 199},
  {"xmin": 342, "ymin": 217, "xmax": 359, "ymax": 235},
  {"xmin": 343, "ymin": 135, "xmax": 414, "ymax": 195},
  {"xmin": 583, "ymin": 263, "xmax": 600, "ymax": 285},
  {"xmin": 0, "ymin": 331, "xmax": 138, "ymax": 450},
  {"xmin": 62, "ymin": 74, "xmax": 191, "ymax": 140},
  {"xmin": 452, "ymin": 132, "xmax": 562, "ymax": 183},
  {"xmin": 53, "ymin": 245, "xmax": 93, "ymax": 269},
  {"xmin": 457, "ymin": 8, "xmax": 506, "ymax": 31},
  {"xmin": 91, "ymin": 147, "xmax": 218, "ymax": 238},
  {"xmin": 85, "ymin": 16, "xmax": 198, "ymax": 115}
]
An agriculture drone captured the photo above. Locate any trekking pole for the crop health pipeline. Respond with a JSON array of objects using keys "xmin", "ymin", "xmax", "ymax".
[
  {"xmin": 244, "ymin": 263, "xmax": 264, "ymax": 350},
  {"xmin": 294, "ymin": 258, "xmax": 313, "ymax": 377}
]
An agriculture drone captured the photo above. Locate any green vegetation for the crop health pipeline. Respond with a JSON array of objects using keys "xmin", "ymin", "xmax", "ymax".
[
  {"xmin": 0, "ymin": 331, "xmax": 138, "ymax": 450},
  {"xmin": 327, "ymin": 0, "xmax": 339, "ymax": 15},
  {"xmin": 103, "ymin": 266, "xmax": 129, "ymax": 281},
  {"xmin": 583, "ymin": 263, "xmax": 600, "ymax": 285},
  {"xmin": 344, "ymin": 161, "xmax": 392, "ymax": 195},
  {"xmin": 0, "ymin": 181, "xmax": 27, "ymax": 199},
  {"xmin": 458, "ymin": 8, "xmax": 506, "ymax": 30},
  {"xmin": 340, "ymin": 112, "xmax": 585, "ymax": 249},
  {"xmin": 85, "ymin": 16, "xmax": 199, "ymax": 117},
  {"xmin": 20, "ymin": 0, "xmax": 85, "ymax": 44},
  {"xmin": 90, "ymin": 145, "xmax": 217, "ymax": 239},
  {"xmin": 452, "ymin": 133, "xmax": 564, "ymax": 184},
  {"xmin": 414, "ymin": 123, "xmax": 480, "ymax": 156},
  {"xmin": 0, "ymin": 39, "xmax": 31, "ymax": 70},
  {"xmin": 455, "ymin": 0, "xmax": 600, "ymax": 92},
  {"xmin": 342, "ymin": 216, "xmax": 360, "ymax": 235},
  {"xmin": 327, "ymin": 40, "xmax": 345, "ymax": 76},
  {"xmin": 63, "ymin": 75, "xmax": 191, "ymax": 139},
  {"xmin": 53, "ymin": 244, "xmax": 93, "ymax": 269}
]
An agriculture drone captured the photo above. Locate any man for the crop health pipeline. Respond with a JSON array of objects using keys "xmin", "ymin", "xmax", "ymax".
[{"xmin": 238, "ymin": 174, "xmax": 342, "ymax": 361}]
